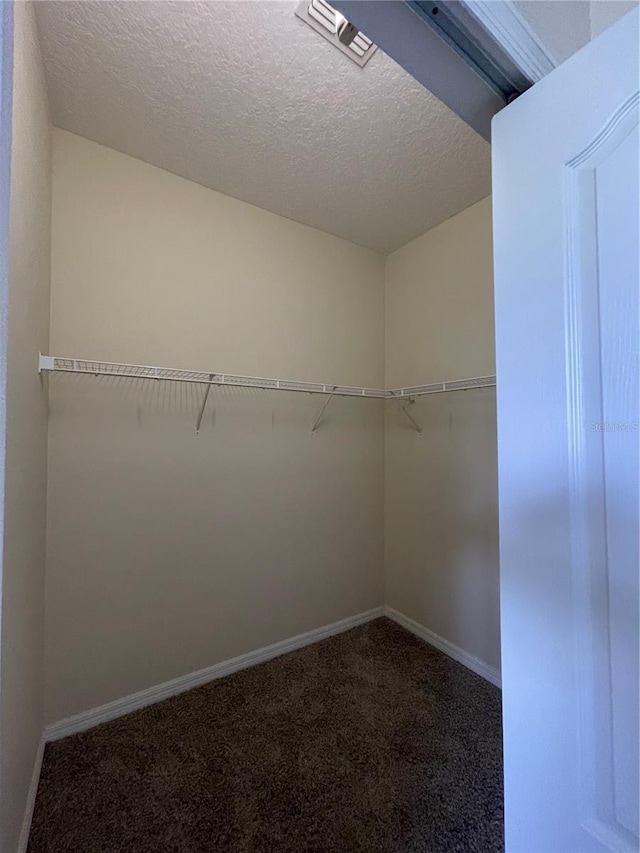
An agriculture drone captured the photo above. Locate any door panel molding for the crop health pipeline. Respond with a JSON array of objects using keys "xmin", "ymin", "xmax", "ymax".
[
  {"xmin": 564, "ymin": 90, "xmax": 640, "ymax": 851},
  {"xmin": 493, "ymin": 8, "xmax": 638, "ymax": 848}
]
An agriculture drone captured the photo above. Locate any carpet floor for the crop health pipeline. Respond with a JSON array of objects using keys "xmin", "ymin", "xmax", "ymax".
[{"xmin": 28, "ymin": 618, "xmax": 503, "ymax": 853}]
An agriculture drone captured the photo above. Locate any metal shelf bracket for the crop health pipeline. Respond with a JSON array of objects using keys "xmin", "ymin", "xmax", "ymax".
[
  {"xmin": 311, "ymin": 388, "xmax": 336, "ymax": 433},
  {"xmin": 399, "ymin": 398, "xmax": 423, "ymax": 435},
  {"xmin": 195, "ymin": 374, "xmax": 215, "ymax": 434},
  {"xmin": 37, "ymin": 354, "xmax": 496, "ymax": 435}
]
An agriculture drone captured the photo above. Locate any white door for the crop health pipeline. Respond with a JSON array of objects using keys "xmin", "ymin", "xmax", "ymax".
[{"xmin": 493, "ymin": 8, "xmax": 639, "ymax": 852}]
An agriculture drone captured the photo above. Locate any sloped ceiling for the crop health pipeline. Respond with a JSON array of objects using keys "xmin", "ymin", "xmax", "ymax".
[{"xmin": 35, "ymin": 1, "xmax": 492, "ymax": 254}]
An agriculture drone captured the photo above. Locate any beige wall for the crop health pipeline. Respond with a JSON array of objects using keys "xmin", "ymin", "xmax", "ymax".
[
  {"xmin": 0, "ymin": 3, "xmax": 52, "ymax": 850},
  {"xmin": 515, "ymin": 1, "xmax": 591, "ymax": 64},
  {"xmin": 590, "ymin": 0, "xmax": 638, "ymax": 37},
  {"xmin": 384, "ymin": 197, "xmax": 500, "ymax": 672},
  {"xmin": 515, "ymin": 0, "xmax": 637, "ymax": 64},
  {"xmin": 46, "ymin": 131, "xmax": 385, "ymax": 723}
]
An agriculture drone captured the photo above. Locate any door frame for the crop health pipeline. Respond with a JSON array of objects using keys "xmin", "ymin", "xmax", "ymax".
[
  {"xmin": 331, "ymin": 0, "xmax": 557, "ymax": 140},
  {"xmin": 0, "ymin": 0, "xmax": 15, "ymax": 768}
]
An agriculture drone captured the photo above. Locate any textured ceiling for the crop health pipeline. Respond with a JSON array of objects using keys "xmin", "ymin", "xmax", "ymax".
[{"xmin": 35, "ymin": 1, "xmax": 491, "ymax": 254}]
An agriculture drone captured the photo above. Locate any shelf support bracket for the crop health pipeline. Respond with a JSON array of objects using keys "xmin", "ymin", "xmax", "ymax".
[
  {"xmin": 399, "ymin": 399, "xmax": 422, "ymax": 435},
  {"xmin": 311, "ymin": 389, "xmax": 336, "ymax": 433},
  {"xmin": 38, "ymin": 352, "xmax": 55, "ymax": 373},
  {"xmin": 195, "ymin": 374, "xmax": 214, "ymax": 434}
]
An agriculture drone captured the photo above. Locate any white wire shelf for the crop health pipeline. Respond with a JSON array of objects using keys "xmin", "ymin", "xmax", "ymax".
[
  {"xmin": 38, "ymin": 354, "xmax": 496, "ymax": 400},
  {"xmin": 387, "ymin": 374, "xmax": 497, "ymax": 398},
  {"xmin": 38, "ymin": 355, "xmax": 389, "ymax": 399}
]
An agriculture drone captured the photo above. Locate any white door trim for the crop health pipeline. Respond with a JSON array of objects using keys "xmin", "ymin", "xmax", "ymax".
[{"xmin": 460, "ymin": 0, "xmax": 557, "ymax": 83}]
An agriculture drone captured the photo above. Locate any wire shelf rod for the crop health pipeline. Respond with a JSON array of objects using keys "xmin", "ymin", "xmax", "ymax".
[{"xmin": 38, "ymin": 354, "xmax": 496, "ymax": 399}]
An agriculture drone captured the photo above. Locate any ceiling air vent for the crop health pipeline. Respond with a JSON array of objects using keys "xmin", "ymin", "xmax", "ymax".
[{"xmin": 295, "ymin": 0, "xmax": 378, "ymax": 67}]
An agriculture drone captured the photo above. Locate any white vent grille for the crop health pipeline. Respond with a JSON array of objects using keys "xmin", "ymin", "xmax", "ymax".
[
  {"xmin": 308, "ymin": 0, "xmax": 338, "ymax": 33},
  {"xmin": 295, "ymin": 0, "xmax": 378, "ymax": 68}
]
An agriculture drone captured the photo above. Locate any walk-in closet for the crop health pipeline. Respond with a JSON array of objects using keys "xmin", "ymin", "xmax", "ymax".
[{"xmin": 2, "ymin": 1, "xmax": 638, "ymax": 851}]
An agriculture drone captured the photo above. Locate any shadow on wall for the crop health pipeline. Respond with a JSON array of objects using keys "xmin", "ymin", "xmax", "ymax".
[
  {"xmin": 384, "ymin": 387, "xmax": 501, "ymax": 670},
  {"xmin": 45, "ymin": 372, "xmax": 385, "ymax": 433}
]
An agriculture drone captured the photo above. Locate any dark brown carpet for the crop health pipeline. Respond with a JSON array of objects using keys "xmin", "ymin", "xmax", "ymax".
[{"xmin": 28, "ymin": 618, "xmax": 503, "ymax": 853}]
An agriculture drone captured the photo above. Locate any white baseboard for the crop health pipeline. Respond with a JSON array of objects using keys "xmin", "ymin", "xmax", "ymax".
[
  {"xmin": 17, "ymin": 736, "xmax": 45, "ymax": 853},
  {"xmin": 44, "ymin": 606, "xmax": 385, "ymax": 742},
  {"xmin": 27, "ymin": 603, "xmax": 494, "ymax": 853},
  {"xmin": 385, "ymin": 606, "xmax": 501, "ymax": 688}
]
